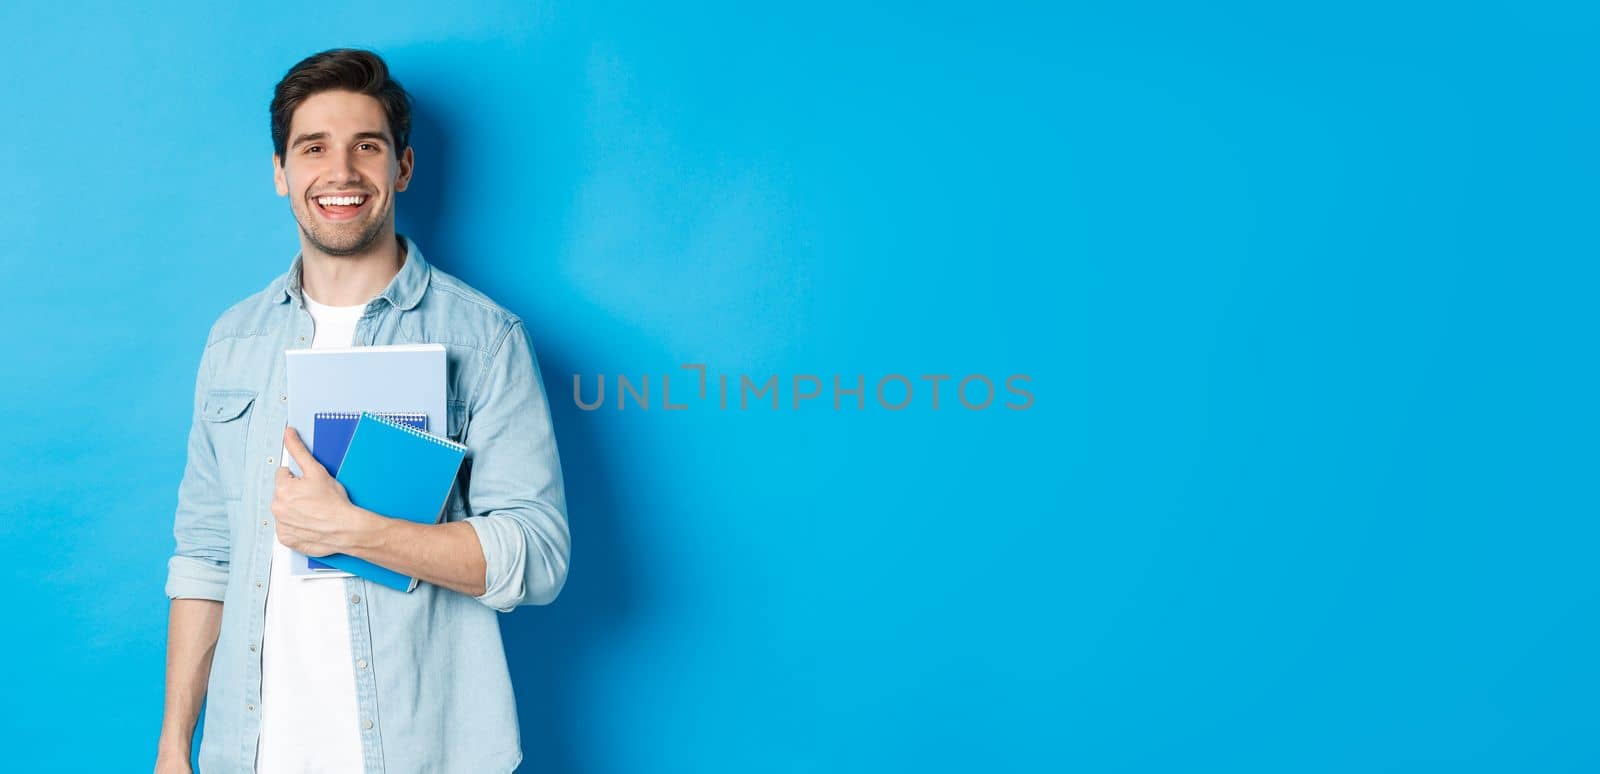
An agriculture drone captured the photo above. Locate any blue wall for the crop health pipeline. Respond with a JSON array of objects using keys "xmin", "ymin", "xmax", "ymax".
[{"xmin": 2, "ymin": 1, "xmax": 1596, "ymax": 771}]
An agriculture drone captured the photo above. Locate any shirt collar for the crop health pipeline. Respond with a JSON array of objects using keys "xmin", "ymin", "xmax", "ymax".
[{"xmin": 274, "ymin": 233, "xmax": 430, "ymax": 311}]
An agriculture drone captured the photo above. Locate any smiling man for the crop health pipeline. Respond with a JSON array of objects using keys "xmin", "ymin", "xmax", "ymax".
[{"xmin": 154, "ymin": 49, "xmax": 570, "ymax": 774}]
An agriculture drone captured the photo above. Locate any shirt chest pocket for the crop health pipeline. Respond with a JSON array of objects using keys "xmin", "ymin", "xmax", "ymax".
[{"xmin": 202, "ymin": 389, "xmax": 257, "ymax": 501}]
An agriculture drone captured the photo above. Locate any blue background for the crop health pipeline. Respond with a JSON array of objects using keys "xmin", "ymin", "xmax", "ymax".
[{"xmin": 1, "ymin": 1, "xmax": 1596, "ymax": 771}]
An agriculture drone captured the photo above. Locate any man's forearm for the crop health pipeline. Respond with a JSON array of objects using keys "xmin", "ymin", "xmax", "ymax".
[
  {"xmin": 158, "ymin": 598, "xmax": 223, "ymax": 759},
  {"xmin": 339, "ymin": 505, "xmax": 488, "ymax": 597}
]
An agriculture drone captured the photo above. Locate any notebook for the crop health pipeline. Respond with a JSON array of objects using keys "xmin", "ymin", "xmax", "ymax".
[
  {"xmin": 308, "ymin": 411, "xmax": 468, "ymax": 592},
  {"xmin": 301, "ymin": 411, "xmax": 428, "ymax": 574},
  {"xmin": 284, "ymin": 343, "xmax": 449, "ymax": 577},
  {"xmin": 284, "ymin": 344, "xmax": 449, "ymax": 479}
]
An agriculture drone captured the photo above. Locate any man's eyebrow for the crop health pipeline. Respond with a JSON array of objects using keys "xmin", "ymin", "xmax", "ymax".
[{"xmin": 289, "ymin": 130, "xmax": 391, "ymax": 148}]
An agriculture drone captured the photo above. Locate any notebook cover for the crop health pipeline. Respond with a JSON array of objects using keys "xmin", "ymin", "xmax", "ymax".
[
  {"xmin": 310, "ymin": 411, "xmax": 467, "ymax": 592},
  {"xmin": 283, "ymin": 344, "xmax": 448, "ymax": 478},
  {"xmin": 304, "ymin": 412, "xmax": 427, "ymax": 572}
]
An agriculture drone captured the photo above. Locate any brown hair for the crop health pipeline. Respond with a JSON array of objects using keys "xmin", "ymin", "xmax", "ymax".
[{"xmin": 270, "ymin": 48, "xmax": 413, "ymax": 161}]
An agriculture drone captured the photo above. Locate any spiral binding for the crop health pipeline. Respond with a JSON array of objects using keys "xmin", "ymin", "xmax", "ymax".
[
  {"xmin": 315, "ymin": 410, "xmax": 427, "ymax": 428},
  {"xmin": 359, "ymin": 411, "xmax": 468, "ymax": 452}
]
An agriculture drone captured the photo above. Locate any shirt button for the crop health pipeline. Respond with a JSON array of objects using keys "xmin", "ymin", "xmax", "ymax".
[
  {"xmin": 255, "ymin": 581, "xmax": 263, "ymax": 589},
  {"xmin": 363, "ymin": 717, "xmax": 374, "ymax": 730},
  {"xmin": 247, "ymin": 703, "xmax": 255, "ymax": 712},
  {"xmin": 279, "ymin": 394, "xmax": 287, "ymax": 402},
  {"xmin": 249, "ymin": 644, "xmax": 257, "ymax": 652},
  {"xmin": 266, "ymin": 456, "xmax": 275, "ymax": 465},
  {"xmin": 356, "ymin": 658, "xmax": 368, "ymax": 669},
  {"xmin": 349, "ymin": 593, "xmax": 362, "ymax": 605},
  {"xmin": 261, "ymin": 520, "xmax": 269, "ymax": 527},
  {"xmin": 298, "ymin": 336, "xmax": 306, "ymax": 343}
]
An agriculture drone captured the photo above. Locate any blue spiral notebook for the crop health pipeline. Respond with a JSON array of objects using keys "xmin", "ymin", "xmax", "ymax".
[
  {"xmin": 303, "ymin": 411, "xmax": 428, "ymax": 573},
  {"xmin": 310, "ymin": 411, "xmax": 469, "ymax": 592}
]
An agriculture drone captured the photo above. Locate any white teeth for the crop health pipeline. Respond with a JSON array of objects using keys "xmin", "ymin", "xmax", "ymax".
[{"xmin": 316, "ymin": 195, "xmax": 366, "ymax": 206}]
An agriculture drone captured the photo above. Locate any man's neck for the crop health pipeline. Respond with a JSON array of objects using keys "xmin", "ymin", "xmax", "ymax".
[{"xmin": 299, "ymin": 232, "xmax": 407, "ymax": 307}]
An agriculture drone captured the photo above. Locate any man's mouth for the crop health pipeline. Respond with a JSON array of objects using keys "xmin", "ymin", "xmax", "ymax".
[{"xmin": 313, "ymin": 193, "xmax": 371, "ymax": 221}]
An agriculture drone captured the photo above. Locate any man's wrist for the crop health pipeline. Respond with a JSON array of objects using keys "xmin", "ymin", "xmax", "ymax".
[
  {"xmin": 339, "ymin": 503, "xmax": 388, "ymax": 554},
  {"xmin": 155, "ymin": 735, "xmax": 191, "ymax": 758}
]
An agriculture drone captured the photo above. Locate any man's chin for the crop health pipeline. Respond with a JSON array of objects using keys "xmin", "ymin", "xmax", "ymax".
[{"xmin": 302, "ymin": 223, "xmax": 384, "ymax": 256}]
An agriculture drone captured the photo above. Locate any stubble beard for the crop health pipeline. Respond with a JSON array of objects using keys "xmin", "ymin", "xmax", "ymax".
[{"xmin": 296, "ymin": 198, "xmax": 388, "ymax": 257}]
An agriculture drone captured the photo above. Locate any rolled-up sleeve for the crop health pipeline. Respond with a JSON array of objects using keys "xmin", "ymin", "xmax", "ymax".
[
  {"xmin": 165, "ymin": 338, "xmax": 231, "ymax": 601},
  {"xmin": 462, "ymin": 318, "xmax": 571, "ymax": 613}
]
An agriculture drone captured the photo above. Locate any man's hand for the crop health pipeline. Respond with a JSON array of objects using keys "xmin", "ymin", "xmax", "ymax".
[
  {"xmin": 272, "ymin": 426, "xmax": 490, "ymax": 598},
  {"xmin": 273, "ymin": 426, "xmax": 368, "ymax": 556}
]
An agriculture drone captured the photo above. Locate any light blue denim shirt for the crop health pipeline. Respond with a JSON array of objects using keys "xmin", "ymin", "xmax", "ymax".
[{"xmin": 165, "ymin": 234, "xmax": 570, "ymax": 773}]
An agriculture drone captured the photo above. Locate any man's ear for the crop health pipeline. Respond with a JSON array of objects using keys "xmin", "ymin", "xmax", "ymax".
[
  {"xmin": 395, "ymin": 145, "xmax": 414, "ymax": 193},
  {"xmin": 273, "ymin": 153, "xmax": 287, "ymax": 196}
]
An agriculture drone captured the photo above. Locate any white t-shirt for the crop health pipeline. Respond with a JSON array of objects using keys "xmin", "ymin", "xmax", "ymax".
[{"xmin": 257, "ymin": 293, "xmax": 368, "ymax": 773}]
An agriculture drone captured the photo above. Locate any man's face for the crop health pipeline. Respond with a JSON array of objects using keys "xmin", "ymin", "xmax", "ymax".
[{"xmin": 273, "ymin": 90, "xmax": 413, "ymax": 256}]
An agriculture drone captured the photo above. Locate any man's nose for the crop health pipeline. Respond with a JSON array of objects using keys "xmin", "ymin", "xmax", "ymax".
[{"xmin": 327, "ymin": 148, "xmax": 361, "ymax": 180}]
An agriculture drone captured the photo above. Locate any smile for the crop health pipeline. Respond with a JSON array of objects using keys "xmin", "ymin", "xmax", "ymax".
[{"xmin": 313, "ymin": 193, "xmax": 371, "ymax": 221}]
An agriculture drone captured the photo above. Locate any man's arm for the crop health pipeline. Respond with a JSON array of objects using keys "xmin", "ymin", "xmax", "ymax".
[
  {"xmin": 342, "ymin": 514, "xmax": 489, "ymax": 597},
  {"xmin": 278, "ymin": 425, "xmax": 491, "ymax": 597},
  {"xmin": 166, "ymin": 336, "xmax": 232, "ymax": 601},
  {"xmin": 155, "ymin": 598, "xmax": 222, "ymax": 770},
  {"xmin": 323, "ymin": 318, "xmax": 569, "ymax": 611},
  {"xmin": 158, "ymin": 335, "xmax": 232, "ymax": 771},
  {"xmin": 452, "ymin": 318, "xmax": 570, "ymax": 611},
  {"xmin": 275, "ymin": 318, "xmax": 569, "ymax": 610}
]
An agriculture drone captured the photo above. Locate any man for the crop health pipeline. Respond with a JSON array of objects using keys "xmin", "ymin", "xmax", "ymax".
[{"xmin": 154, "ymin": 48, "xmax": 570, "ymax": 774}]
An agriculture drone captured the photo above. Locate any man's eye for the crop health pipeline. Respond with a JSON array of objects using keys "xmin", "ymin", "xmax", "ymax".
[
  {"xmin": 306, "ymin": 146, "xmax": 322, "ymax": 154},
  {"xmin": 360, "ymin": 143, "xmax": 378, "ymax": 151}
]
